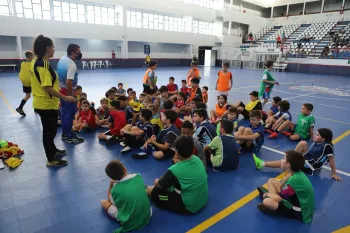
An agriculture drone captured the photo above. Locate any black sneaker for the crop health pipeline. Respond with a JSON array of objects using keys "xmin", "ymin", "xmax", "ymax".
[
  {"xmin": 106, "ymin": 136, "xmax": 118, "ymax": 146},
  {"xmin": 16, "ymin": 108, "xmax": 26, "ymax": 116},
  {"xmin": 61, "ymin": 134, "xmax": 69, "ymax": 140},
  {"xmin": 257, "ymin": 187, "xmax": 268, "ymax": 199},
  {"xmin": 64, "ymin": 136, "xmax": 84, "ymax": 144},
  {"xmin": 132, "ymin": 152, "xmax": 149, "ymax": 160},
  {"xmin": 54, "ymin": 149, "xmax": 67, "ymax": 158},
  {"xmin": 46, "ymin": 159, "xmax": 68, "ymax": 167}
]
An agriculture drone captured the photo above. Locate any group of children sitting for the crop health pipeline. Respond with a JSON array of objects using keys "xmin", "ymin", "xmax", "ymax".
[{"xmin": 71, "ymin": 61, "xmax": 342, "ymax": 233}]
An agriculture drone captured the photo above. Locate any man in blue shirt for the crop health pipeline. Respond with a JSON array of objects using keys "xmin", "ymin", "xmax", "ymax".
[{"xmin": 57, "ymin": 44, "xmax": 84, "ymax": 144}]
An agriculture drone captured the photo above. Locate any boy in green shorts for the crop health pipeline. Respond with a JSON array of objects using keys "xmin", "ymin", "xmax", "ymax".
[
  {"xmin": 101, "ymin": 160, "xmax": 151, "ymax": 233},
  {"xmin": 147, "ymin": 136, "xmax": 208, "ymax": 214},
  {"xmin": 16, "ymin": 51, "xmax": 34, "ymax": 116},
  {"xmin": 256, "ymin": 150, "xmax": 314, "ymax": 224},
  {"xmin": 269, "ymin": 103, "xmax": 315, "ymax": 141}
]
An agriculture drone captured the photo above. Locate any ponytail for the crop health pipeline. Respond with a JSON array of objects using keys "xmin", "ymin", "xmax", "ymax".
[{"xmin": 33, "ymin": 35, "xmax": 53, "ymax": 57}]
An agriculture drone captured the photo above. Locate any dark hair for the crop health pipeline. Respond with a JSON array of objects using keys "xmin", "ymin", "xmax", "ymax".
[
  {"xmin": 174, "ymin": 136, "xmax": 194, "ymax": 158},
  {"xmin": 33, "ymin": 35, "xmax": 53, "ymax": 57},
  {"xmin": 159, "ymin": 86, "xmax": 168, "ymax": 93},
  {"xmin": 139, "ymin": 93, "xmax": 146, "ymax": 97},
  {"xmin": 169, "ymin": 77, "xmax": 175, "ymax": 81},
  {"xmin": 223, "ymin": 62, "xmax": 229, "ymax": 67},
  {"xmin": 67, "ymin": 44, "xmax": 80, "ymax": 56},
  {"xmin": 79, "ymin": 97, "xmax": 87, "ymax": 103},
  {"xmin": 181, "ymin": 80, "xmax": 187, "ymax": 84},
  {"xmin": 191, "ymin": 61, "xmax": 198, "ymax": 66},
  {"xmin": 76, "ymin": 85, "xmax": 82, "ymax": 90},
  {"xmin": 110, "ymin": 100, "xmax": 121, "ymax": 110},
  {"xmin": 249, "ymin": 110, "xmax": 262, "ymax": 119},
  {"xmin": 105, "ymin": 90, "xmax": 110, "ymax": 98},
  {"xmin": 202, "ymin": 86, "xmax": 208, "ymax": 91},
  {"xmin": 220, "ymin": 120, "xmax": 234, "ymax": 134},
  {"xmin": 100, "ymin": 97, "xmax": 108, "ymax": 104},
  {"xmin": 194, "ymin": 108, "xmax": 208, "ymax": 119},
  {"xmin": 195, "ymin": 102, "xmax": 207, "ymax": 110},
  {"xmin": 25, "ymin": 51, "xmax": 33, "ymax": 59},
  {"xmin": 105, "ymin": 160, "xmax": 125, "ymax": 180},
  {"xmin": 272, "ymin": 96, "xmax": 282, "ymax": 104},
  {"xmin": 81, "ymin": 100, "xmax": 89, "ymax": 106},
  {"xmin": 111, "ymin": 86, "xmax": 117, "ymax": 91},
  {"xmin": 109, "ymin": 89, "xmax": 116, "ymax": 94},
  {"xmin": 140, "ymin": 108, "xmax": 152, "ymax": 121},
  {"xmin": 228, "ymin": 106, "xmax": 238, "ymax": 114},
  {"xmin": 182, "ymin": 121, "xmax": 193, "ymax": 129},
  {"xmin": 178, "ymin": 92, "xmax": 185, "ymax": 98},
  {"xmin": 317, "ymin": 128, "xmax": 333, "ymax": 144},
  {"xmin": 219, "ymin": 94, "xmax": 227, "ymax": 102},
  {"xmin": 117, "ymin": 95, "xmax": 126, "ymax": 101},
  {"xmin": 285, "ymin": 150, "xmax": 305, "ymax": 172},
  {"xmin": 303, "ymin": 103, "xmax": 314, "ymax": 112},
  {"xmin": 129, "ymin": 91, "xmax": 136, "ymax": 96},
  {"xmin": 278, "ymin": 100, "xmax": 290, "ymax": 112},
  {"xmin": 164, "ymin": 109, "xmax": 177, "ymax": 123},
  {"xmin": 163, "ymin": 100, "xmax": 174, "ymax": 110},
  {"xmin": 191, "ymin": 78, "xmax": 200, "ymax": 84},
  {"xmin": 81, "ymin": 92, "xmax": 87, "ymax": 96},
  {"xmin": 149, "ymin": 60, "xmax": 158, "ymax": 67},
  {"xmin": 265, "ymin": 60, "xmax": 274, "ymax": 68},
  {"xmin": 118, "ymin": 83, "xmax": 123, "ymax": 86},
  {"xmin": 249, "ymin": 91, "xmax": 259, "ymax": 97},
  {"xmin": 127, "ymin": 88, "xmax": 133, "ymax": 94}
]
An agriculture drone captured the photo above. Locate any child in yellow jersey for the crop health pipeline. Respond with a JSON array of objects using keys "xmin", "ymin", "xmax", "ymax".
[
  {"xmin": 148, "ymin": 104, "xmax": 163, "ymax": 135},
  {"xmin": 16, "ymin": 51, "xmax": 34, "ymax": 116}
]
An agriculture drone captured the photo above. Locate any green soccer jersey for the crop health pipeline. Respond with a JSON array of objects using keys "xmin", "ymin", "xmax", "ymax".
[{"xmin": 294, "ymin": 114, "xmax": 315, "ymax": 139}]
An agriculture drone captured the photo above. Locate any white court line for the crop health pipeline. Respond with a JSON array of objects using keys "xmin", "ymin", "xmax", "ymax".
[
  {"xmin": 261, "ymin": 146, "xmax": 350, "ymax": 177},
  {"xmin": 274, "ymin": 89, "xmax": 350, "ymax": 102},
  {"xmin": 289, "ymin": 111, "xmax": 350, "ymax": 125}
]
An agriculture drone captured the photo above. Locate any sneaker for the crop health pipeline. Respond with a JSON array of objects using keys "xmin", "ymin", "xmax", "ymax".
[
  {"xmin": 106, "ymin": 136, "xmax": 118, "ymax": 146},
  {"xmin": 281, "ymin": 131, "xmax": 292, "ymax": 137},
  {"xmin": 46, "ymin": 159, "xmax": 68, "ymax": 167},
  {"xmin": 252, "ymin": 153, "xmax": 264, "ymax": 170},
  {"xmin": 16, "ymin": 108, "xmax": 26, "ymax": 116},
  {"xmin": 64, "ymin": 136, "xmax": 84, "ymax": 144},
  {"xmin": 121, "ymin": 146, "xmax": 132, "ymax": 154},
  {"xmin": 268, "ymin": 132, "xmax": 279, "ymax": 139},
  {"xmin": 61, "ymin": 133, "xmax": 69, "ymax": 140},
  {"xmin": 132, "ymin": 152, "xmax": 149, "ymax": 160},
  {"xmin": 54, "ymin": 149, "xmax": 67, "ymax": 157},
  {"xmin": 120, "ymin": 142, "xmax": 126, "ymax": 147},
  {"xmin": 257, "ymin": 186, "xmax": 268, "ymax": 198}
]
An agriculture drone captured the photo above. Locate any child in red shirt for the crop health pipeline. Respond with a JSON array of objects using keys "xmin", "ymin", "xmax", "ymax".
[
  {"xmin": 162, "ymin": 99, "xmax": 183, "ymax": 130},
  {"xmin": 167, "ymin": 77, "xmax": 178, "ymax": 96},
  {"xmin": 180, "ymin": 79, "xmax": 189, "ymax": 100},
  {"xmin": 175, "ymin": 92, "xmax": 186, "ymax": 116},
  {"xmin": 202, "ymin": 86, "xmax": 208, "ymax": 103},
  {"xmin": 73, "ymin": 100, "xmax": 97, "ymax": 132},
  {"xmin": 98, "ymin": 100, "xmax": 127, "ymax": 145}
]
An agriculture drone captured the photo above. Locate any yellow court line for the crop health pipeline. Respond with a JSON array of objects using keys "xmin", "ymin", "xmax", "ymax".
[
  {"xmin": 186, "ymin": 131, "xmax": 349, "ymax": 233},
  {"xmin": 0, "ymin": 90, "xmax": 16, "ymax": 115},
  {"xmin": 333, "ymin": 225, "xmax": 350, "ymax": 233}
]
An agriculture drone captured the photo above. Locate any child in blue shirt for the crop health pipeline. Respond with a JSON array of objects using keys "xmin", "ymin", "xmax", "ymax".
[
  {"xmin": 193, "ymin": 108, "xmax": 217, "ymax": 147},
  {"xmin": 234, "ymin": 110, "xmax": 264, "ymax": 153}
]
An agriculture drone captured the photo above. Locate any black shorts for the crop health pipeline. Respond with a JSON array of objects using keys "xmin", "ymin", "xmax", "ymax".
[
  {"xmin": 238, "ymin": 102, "xmax": 250, "ymax": 119},
  {"xmin": 162, "ymin": 149, "xmax": 175, "ymax": 158},
  {"xmin": 276, "ymin": 202, "xmax": 302, "ymax": 221},
  {"xmin": 151, "ymin": 187, "xmax": 190, "ymax": 215},
  {"xmin": 124, "ymin": 134, "xmax": 145, "ymax": 148},
  {"xmin": 23, "ymin": 86, "xmax": 31, "ymax": 93},
  {"xmin": 143, "ymin": 85, "xmax": 156, "ymax": 95}
]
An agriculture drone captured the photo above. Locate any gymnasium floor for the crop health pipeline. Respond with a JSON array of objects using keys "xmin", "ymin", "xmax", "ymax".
[{"xmin": 0, "ymin": 66, "xmax": 350, "ymax": 233}]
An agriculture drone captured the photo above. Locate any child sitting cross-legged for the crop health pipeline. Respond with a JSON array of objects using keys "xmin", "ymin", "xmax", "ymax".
[
  {"xmin": 133, "ymin": 110, "xmax": 180, "ymax": 160},
  {"xmin": 210, "ymin": 94, "xmax": 229, "ymax": 123},
  {"xmin": 269, "ymin": 103, "xmax": 315, "ymax": 141},
  {"xmin": 96, "ymin": 97, "xmax": 110, "ymax": 128},
  {"xmin": 148, "ymin": 104, "xmax": 163, "ymax": 136},
  {"xmin": 98, "ymin": 100, "xmax": 126, "ymax": 145},
  {"xmin": 167, "ymin": 76, "xmax": 178, "ymax": 96},
  {"xmin": 163, "ymin": 100, "xmax": 183, "ymax": 130},
  {"xmin": 268, "ymin": 96, "xmax": 282, "ymax": 116},
  {"xmin": 265, "ymin": 100, "xmax": 291, "ymax": 133},
  {"xmin": 101, "ymin": 160, "xmax": 151, "ymax": 233},
  {"xmin": 193, "ymin": 108, "xmax": 217, "ymax": 147},
  {"xmin": 204, "ymin": 120, "xmax": 239, "ymax": 171},
  {"xmin": 116, "ymin": 83, "xmax": 126, "ymax": 96},
  {"xmin": 119, "ymin": 108, "xmax": 154, "ymax": 154},
  {"xmin": 253, "ymin": 128, "xmax": 342, "ymax": 181},
  {"xmin": 234, "ymin": 110, "xmax": 264, "ymax": 153},
  {"xmin": 73, "ymin": 100, "xmax": 97, "ymax": 133},
  {"xmin": 255, "ymin": 150, "xmax": 314, "ymax": 224},
  {"xmin": 147, "ymin": 136, "xmax": 208, "ymax": 214},
  {"xmin": 215, "ymin": 107, "xmax": 239, "ymax": 135},
  {"xmin": 233, "ymin": 91, "xmax": 262, "ymax": 120}
]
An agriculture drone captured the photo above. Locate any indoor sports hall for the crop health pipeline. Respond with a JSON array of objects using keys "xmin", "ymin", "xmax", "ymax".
[{"xmin": 0, "ymin": 0, "xmax": 350, "ymax": 233}]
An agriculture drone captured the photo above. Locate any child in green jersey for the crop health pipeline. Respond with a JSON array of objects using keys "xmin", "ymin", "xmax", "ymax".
[{"xmin": 259, "ymin": 60, "xmax": 279, "ymax": 107}]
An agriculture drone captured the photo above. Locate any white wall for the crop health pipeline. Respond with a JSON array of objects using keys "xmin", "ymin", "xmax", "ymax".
[
  {"xmin": 0, "ymin": 36, "xmax": 17, "ymax": 59},
  {"xmin": 128, "ymin": 42, "xmax": 190, "ymax": 58}
]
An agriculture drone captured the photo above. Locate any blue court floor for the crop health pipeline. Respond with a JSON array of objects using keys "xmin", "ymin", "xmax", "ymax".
[{"xmin": 0, "ymin": 66, "xmax": 349, "ymax": 233}]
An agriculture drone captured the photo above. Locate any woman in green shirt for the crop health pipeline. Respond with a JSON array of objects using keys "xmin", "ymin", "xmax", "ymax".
[{"xmin": 257, "ymin": 150, "xmax": 314, "ymax": 224}]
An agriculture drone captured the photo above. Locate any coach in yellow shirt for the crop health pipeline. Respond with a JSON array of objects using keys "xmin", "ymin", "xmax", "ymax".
[{"xmin": 30, "ymin": 35, "xmax": 76, "ymax": 167}]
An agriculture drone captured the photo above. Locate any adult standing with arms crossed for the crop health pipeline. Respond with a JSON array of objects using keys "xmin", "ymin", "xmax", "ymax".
[
  {"xmin": 57, "ymin": 44, "xmax": 84, "ymax": 144},
  {"xmin": 30, "ymin": 35, "xmax": 76, "ymax": 167}
]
